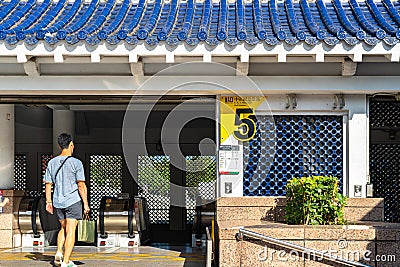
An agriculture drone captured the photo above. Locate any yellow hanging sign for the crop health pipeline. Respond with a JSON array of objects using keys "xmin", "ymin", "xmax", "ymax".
[{"xmin": 220, "ymin": 96, "xmax": 266, "ymax": 143}]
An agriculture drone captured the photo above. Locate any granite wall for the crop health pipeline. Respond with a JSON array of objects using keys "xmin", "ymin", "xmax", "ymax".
[
  {"xmin": 216, "ymin": 197, "xmax": 397, "ymax": 267},
  {"xmin": 217, "ymin": 197, "xmax": 384, "ymax": 223},
  {"xmin": 0, "ymin": 190, "xmax": 24, "ymax": 248}
]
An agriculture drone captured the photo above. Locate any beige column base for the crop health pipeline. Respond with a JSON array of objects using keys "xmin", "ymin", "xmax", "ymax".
[{"xmin": 0, "ymin": 190, "xmax": 24, "ymax": 248}]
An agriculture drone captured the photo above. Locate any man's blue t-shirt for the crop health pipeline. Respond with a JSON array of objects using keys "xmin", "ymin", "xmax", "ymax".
[{"xmin": 43, "ymin": 156, "xmax": 85, "ymax": 209}]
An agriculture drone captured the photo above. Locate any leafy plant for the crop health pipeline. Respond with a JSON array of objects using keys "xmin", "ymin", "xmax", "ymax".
[
  {"xmin": 285, "ymin": 176, "xmax": 347, "ymax": 225},
  {"xmin": 138, "ymin": 156, "xmax": 170, "ymax": 194},
  {"xmin": 186, "ymin": 156, "xmax": 217, "ymax": 187},
  {"xmin": 90, "ymin": 156, "xmax": 122, "ymax": 189}
]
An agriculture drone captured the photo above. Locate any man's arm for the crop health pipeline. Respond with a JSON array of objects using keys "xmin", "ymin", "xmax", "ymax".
[
  {"xmin": 77, "ymin": 181, "xmax": 90, "ymax": 214},
  {"xmin": 45, "ymin": 183, "xmax": 53, "ymax": 214},
  {"xmin": 43, "ymin": 161, "xmax": 53, "ymax": 214}
]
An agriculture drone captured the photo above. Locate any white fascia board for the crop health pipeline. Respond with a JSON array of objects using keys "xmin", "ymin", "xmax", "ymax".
[
  {"xmin": 90, "ymin": 53, "xmax": 101, "ymax": 63},
  {"xmin": 54, "ymin": 52, "xmax": 64, "ymax": 63},
  {"xmin": 165, "ymin": 52, "xmax": 175, "ymax": 63},
  {"xmin": 16, "ymin": 53, "xmax": 28, "ymax": 63},
  {"xmin": 315, "ymin": 53, "xmax": 325, "ymax": 62},
  {"xmin": 1, "ymin": 41, "xmax": 400, "ymax": 62},
  {"xmin": 0, "ymin": 76, "xmax": 400, "ymax": 95},
  {"xmin": 128, "ymin": 53, "xmax": 138, "ymax": 63},
  {"xmin": 385, "ymin": 53, "xmax": 400, "ymax": 62},
  {"xmin": 203, "ymin": 53, "xmax": 212, "ymax": 62}
]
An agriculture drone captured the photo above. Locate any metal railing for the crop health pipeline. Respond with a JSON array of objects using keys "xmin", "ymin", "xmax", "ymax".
[{"xmin": 236, "ymin": 228, "xmax": 371, "ymax": 267}]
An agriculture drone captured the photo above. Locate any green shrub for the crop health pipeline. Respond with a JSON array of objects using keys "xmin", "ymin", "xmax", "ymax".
[{"xmin": 285, "ymin": 176, "xmax": 347, "ymax": 225}]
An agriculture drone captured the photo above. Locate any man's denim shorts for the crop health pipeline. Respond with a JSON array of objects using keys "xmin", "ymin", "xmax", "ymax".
[{"xmin": 55, "ymin": 201, "xmax": 82, "ymax": 220}]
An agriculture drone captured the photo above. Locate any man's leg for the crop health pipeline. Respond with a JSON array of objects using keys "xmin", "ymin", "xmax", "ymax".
[
  {"xmin": 63, "ymin": 218, "xmax": 78, "ymax": 264},
  {"xmin": 57, "ymin": 220, "xmax": 66, "ymax": 253}
]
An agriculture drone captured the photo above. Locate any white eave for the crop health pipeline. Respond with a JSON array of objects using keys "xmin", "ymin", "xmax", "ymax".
[
  {"xmin": 1, "ymin": 41, "xmax": 399, "ymax": 64},
  {"xmin": 0, "ymin": 41, "xmax": 399, "ymax": 96}
]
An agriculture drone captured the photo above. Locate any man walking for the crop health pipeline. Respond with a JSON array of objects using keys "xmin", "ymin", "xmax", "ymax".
[{"xmin": 44, "ymin": 133, "xmax": 90, "ymax": 267}]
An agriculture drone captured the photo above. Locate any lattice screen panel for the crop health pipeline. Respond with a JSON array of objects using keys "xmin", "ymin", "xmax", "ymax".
[
  {"xmin": 41, "ymin": 154, "xmax": 53, "ymax": 194},
  {"xmin": 89, "ymin": 155, "xmax": 122, "ymax": 220},
  {"xmin": 138, "ymin": 155, "xmax": 170, "ymax": 224},
  {"xmin": 243, "ymin": 115, "xmax": 343, "ymax": 196},
  {"xmin": 14, "ymin": 154, "xmax": 27, "ymax": 191},
  {"xmin": 370, "ymin": 101, "xmax": 400, "ymax": 128},
  {"xmin": 185, "ymin": 156, "xmax": 216, "ymax": 223},
  {"xmin": 370, "ymin": 144, "xmax": 400, "ymax": 222},
  {"xmin": 369, "ymin": 99, "xmax": 400, "ymax": 222}
]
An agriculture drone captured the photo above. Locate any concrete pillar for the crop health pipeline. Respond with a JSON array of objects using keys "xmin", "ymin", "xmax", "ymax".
[
  {"xmin": 347, "ymin": 95, "xmax": 368, "ymax": 198},
  {"xmin": 0, "ymin": 105, "xmax": 15, "ymax": 189},
  {"xmin": 53, "ymin": 110, "xmax": 75, "ymax": 155}
]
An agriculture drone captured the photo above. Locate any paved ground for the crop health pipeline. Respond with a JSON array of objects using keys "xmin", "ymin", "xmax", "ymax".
[{"xmin": 0, "ymin": 245, "xmax": 206, "ymax": 267}]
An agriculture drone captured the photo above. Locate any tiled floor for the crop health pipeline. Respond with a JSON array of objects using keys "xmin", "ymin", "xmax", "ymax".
[{"xmin": 0, "ymin": 245, "xmax": 206, "ymax": 267}]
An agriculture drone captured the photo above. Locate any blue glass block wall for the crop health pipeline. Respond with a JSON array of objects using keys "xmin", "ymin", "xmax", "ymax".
[{"xmin": 243, "ymin": 115, "xmax": 343, "ymax": 196}]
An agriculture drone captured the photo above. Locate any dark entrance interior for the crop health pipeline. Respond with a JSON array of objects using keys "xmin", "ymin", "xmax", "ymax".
[
  {"xmin": 369, "ymin": 96, "xmax": 400, "ymax": 223},
  {"xmin": 13, "ymin": 97, "xmax": 216, "ymax": 244}
]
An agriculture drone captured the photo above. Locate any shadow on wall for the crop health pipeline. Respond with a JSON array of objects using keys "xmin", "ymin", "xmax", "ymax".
[{"xmin": 260, "ymin": 198, "xmax": 286, "ymax": 222}]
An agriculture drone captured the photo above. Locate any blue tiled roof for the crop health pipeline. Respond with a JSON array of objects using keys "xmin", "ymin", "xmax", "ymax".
[{"xmin": 0, "ymin": 0, "xmax": 400, "ymax": 47}]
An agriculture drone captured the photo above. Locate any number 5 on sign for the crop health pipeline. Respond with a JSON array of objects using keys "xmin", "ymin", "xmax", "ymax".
[
  {"xmin": 220, "ymin": 96, "xmax": 266, "ymax": 143},
  {"xmin": 233, "ymin": 108, "xmax": 256, "ymax": 141}
]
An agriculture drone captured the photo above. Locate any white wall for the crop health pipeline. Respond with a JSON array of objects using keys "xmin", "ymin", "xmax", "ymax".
[
  {"xmin": 346, "ymin": 95, "xmax": 368, "ymax": 198},
  {"xmin": 0, "ymin": 76, "xmax": 400, "ymax": 95},
  {"xmin": 0, "ymin": 105, "xmax": 14, "ymax": 189}
]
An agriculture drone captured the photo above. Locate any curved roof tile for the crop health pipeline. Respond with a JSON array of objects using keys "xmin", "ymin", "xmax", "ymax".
[{"xmin": 0, "ymin": 0, "xmax": 400, "ymax": 47}]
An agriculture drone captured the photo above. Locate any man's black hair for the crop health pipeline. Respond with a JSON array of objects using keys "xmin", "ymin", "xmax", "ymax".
[{"xmin": 58, "ymin": 133, "xmax": 73, "ymax": 150}]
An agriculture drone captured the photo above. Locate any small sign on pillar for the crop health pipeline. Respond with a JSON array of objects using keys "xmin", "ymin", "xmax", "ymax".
[{"xmin": 354, "ymin": 185, "xmax": 362, "ymax": 197}]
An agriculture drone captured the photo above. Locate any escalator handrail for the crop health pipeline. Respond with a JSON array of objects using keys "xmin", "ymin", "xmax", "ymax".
[
  {"xmin": 128, "ymin": 196, "xmax": 135, "ymax": 238},
  {"xmin": 31, "ymin": 196, "xmax": 41, "ymax": 238},
  {"xmin": 195, "ymin": 205, "xmax": 202, "ymax": 239},
  {"xmin": 98, "ymin": 196, "xmax": 109, "ymax": 238}
]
